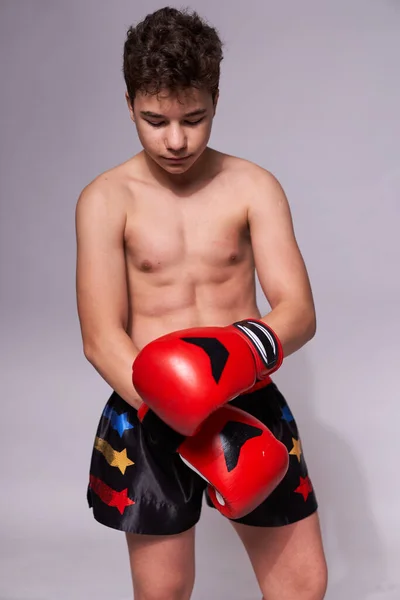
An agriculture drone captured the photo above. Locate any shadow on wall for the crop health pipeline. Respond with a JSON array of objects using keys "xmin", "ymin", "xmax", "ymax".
[{"xmin": 274, "ymin": 351, "xmax": 386, "ymax": 600}]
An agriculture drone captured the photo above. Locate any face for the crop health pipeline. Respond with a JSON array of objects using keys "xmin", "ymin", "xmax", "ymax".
[{"xmin": 127, "ymin": 87, "xmax": 218, "ymax": 175}]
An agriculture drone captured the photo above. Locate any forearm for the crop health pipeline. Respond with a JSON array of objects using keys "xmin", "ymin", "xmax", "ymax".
[
  {"xmin": 83, "ymin": 329, "xmax": 142, "ymax": 409},
  {"xmin": 260, "ymin": 301, "xmax": 316, "ymax": 358}
]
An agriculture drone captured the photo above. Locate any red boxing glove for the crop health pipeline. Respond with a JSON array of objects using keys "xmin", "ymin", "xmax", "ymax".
[
  {"xmin": 138, "ymin": 402, "xmax": 289, "ymax": 519},
  {"xmin": 132, "ymin": 319, "xmax": 283, "ymax": 436}
]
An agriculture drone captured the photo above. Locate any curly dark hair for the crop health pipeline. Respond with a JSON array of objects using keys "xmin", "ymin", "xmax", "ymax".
[{"xmin": 123, "ymin": 7, "xmax": 224, "ymax": 102}]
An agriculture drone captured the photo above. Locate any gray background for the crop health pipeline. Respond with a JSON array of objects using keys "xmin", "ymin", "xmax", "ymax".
[{"xmin": 0, "ymin": 1, "xmax": 399, "ymax": 599}]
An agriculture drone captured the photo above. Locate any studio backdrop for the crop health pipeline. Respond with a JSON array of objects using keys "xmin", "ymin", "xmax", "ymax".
[{"xmin": 0, "ymin": 1, "xmax": 399, "ymax": 599}]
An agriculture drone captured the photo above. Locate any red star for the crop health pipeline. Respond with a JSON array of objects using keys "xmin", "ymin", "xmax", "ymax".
[
  {"xmin": 294, "ymin": 476, "xmax": 313, "ymax": 501},
  {"xmin": 89, "ymin": 475, "xmax": 135, "ymax": 515}
]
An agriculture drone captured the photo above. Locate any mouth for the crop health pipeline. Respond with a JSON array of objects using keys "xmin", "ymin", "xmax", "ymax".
[{"xmin": 163, "ymin": 155, "xmax": 191, "ymax": 163}]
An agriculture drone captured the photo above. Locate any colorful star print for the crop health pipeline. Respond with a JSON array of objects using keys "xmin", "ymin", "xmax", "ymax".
[
  {"xmin": 294, "ymin": 476, "xmax": 313, "ymax": 501},
  {"xmin": 289, "ymin": 437, "xmax": 302, "ymax": 462},
  {"xmin": 89, "ymin": 475, "xmax": 135, "ymax": 515},
  {"xmin": 281, "ymin": 405, "xmax": 294, "ymax": 422},
  {"xmin": 94, "ymin": 437, "xmax": 135, "ymax": 474},
  {"xmin": 102, "ymin": 406, "xmax": 134, "ymax": 437}
]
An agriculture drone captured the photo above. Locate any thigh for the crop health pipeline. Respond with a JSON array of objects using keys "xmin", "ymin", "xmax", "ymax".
[
  {"xmin": 126, "ymin": 527, "xmax": 196, "ymax": 600},
  {"xmin": 232, "ymin": 512, "xmax": 327, "ymax": 599}
]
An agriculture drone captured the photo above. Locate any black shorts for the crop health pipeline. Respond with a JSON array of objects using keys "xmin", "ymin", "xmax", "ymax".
[{"xmin": 87, "ymin": 381, "xmax": 318, "ymax": 535}]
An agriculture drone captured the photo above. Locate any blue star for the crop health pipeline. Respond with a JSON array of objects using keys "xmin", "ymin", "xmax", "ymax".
[
  {"xmin": 281, "ymin": 405, "xmax": 294, "ymax": 422},
  {"xmin": 103, "ymin": 406, "xmax": 134, "ymax": 437}
]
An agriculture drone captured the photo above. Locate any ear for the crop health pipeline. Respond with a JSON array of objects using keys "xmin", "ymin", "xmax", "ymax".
[{"xmin": 125, "ymin": 91, "xmax": 135, "ymax": 122}]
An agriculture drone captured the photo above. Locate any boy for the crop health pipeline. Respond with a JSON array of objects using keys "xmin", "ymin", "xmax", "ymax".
[{"xmin": 76, "ymin": 7, "xmax": 328, "ymax": 599}]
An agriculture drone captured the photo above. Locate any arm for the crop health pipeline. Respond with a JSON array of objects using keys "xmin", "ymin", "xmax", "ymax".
[
  {"xmin": 75, "ymin": 181, "xmax": 142, "ymax": 408},
  {"xmin": 248, "ymin": 169, "xmax": 316, "ymax": 358}
]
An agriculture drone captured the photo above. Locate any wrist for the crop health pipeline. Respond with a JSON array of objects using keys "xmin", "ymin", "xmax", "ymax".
[{"xmin": 232, "ymin": 318, "xmax": 283, "ymax": 377}]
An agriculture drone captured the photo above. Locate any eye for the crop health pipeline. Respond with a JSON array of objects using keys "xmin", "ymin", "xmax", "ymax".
[
  {"xmin": 146, "ymin": 118, "xmax": 205, "ymax": 128},
  {"xmin": 184, "ymin": 118, "xmax": 205, "ymax": 126}
]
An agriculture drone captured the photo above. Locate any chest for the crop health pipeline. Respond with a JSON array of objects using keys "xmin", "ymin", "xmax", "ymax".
[{"xmin": 124, "ymin": 195, "xmax": 250, "ymax": 272}]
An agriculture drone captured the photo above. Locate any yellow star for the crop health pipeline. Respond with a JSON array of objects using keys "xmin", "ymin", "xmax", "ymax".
[
  {"xmin": 95, "ymin": 437, "xmax": 135, "ymax": 475},
  {"xmin": 289, "ymin": 437, "xmax": 302, "ymax": 462}
]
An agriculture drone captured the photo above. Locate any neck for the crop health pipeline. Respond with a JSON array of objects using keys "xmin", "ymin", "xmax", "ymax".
[{"xmin": 141, "ymin": 148, "xmax": 212, "ymax": 191}]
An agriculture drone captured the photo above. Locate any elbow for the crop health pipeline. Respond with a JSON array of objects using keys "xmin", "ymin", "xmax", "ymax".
[
  {"xmin": 81, "ymin": 325, "xmax": 127, "ymax": 365},
  {"xmin": 294, "ymin": 300, "xmax": 316, "ymax": 344},
  {"xmin": 306, "ymin": 309, "xmax": 317, "ymax": 342},
  {"xmin": 82, "ymin": 341, "xmax": 96, "ymax": 364},
  {"xmin": 82, "ymin": 335, "xmax": 102, "ymax": 366}
]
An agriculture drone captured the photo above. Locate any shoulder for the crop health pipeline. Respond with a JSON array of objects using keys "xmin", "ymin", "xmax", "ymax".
[
  {"xmin": 217, "ymin": 152, "xmax": 286, "ymax": 207},
  {"xmin": 217, "ymin": 152, "xmax": 280, "ymax": 187},
  {"xmin": 76, "ymin": 158, "xmax": 139, "ymax": 221},
  {"xmin": 75, "ymin": 164, "xmax": 135, "ymax": 237},
  {"xmin": 77, "ymin": 160, "xmax": 129, "ymax": 204}
]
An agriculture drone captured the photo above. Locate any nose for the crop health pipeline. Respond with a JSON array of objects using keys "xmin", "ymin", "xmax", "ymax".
[{"xmin": 165, "ymin": 124, "xmax": 187, "ymax": 153}]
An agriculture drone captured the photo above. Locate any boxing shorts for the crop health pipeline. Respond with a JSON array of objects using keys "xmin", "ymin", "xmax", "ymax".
[{"xmin": 87, "ymin": 380, "xmax": 318, "ymax": 534}]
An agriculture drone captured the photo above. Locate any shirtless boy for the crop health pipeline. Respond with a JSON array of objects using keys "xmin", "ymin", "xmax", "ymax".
[{"xmin": 76, "ymin": 7, "xmax": 328, "ymax": 600}]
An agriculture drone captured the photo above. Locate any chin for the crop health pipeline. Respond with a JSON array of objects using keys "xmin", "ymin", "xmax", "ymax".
[
  {"xmin": 161, "ymin": 155, "xmax": 199, "ymax": 173},
  {"xmin": 164, "ymin": 162, "xmax": 194, "ymax": 173}
]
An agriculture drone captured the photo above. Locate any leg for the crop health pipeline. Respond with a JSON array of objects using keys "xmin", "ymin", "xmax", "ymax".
[
  {"xmin": 232, "ymin": 512, "xmax": 328, "ymax": 600},
  {"xmin": 210, "ymin": 382, "xmax": 327, "ymax": 598},
  {"xmin": 87, "ymin": 394, "xmax": 206, "ymax": 599},
  {"xmin": 126, "ymin": 526, "xmax": 196, "ymax": 600}
]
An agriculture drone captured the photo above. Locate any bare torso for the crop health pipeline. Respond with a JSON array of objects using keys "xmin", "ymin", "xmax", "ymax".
[{"xmin": 115, "ymin": 149, "xmax": 261, "ymax": 349}]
